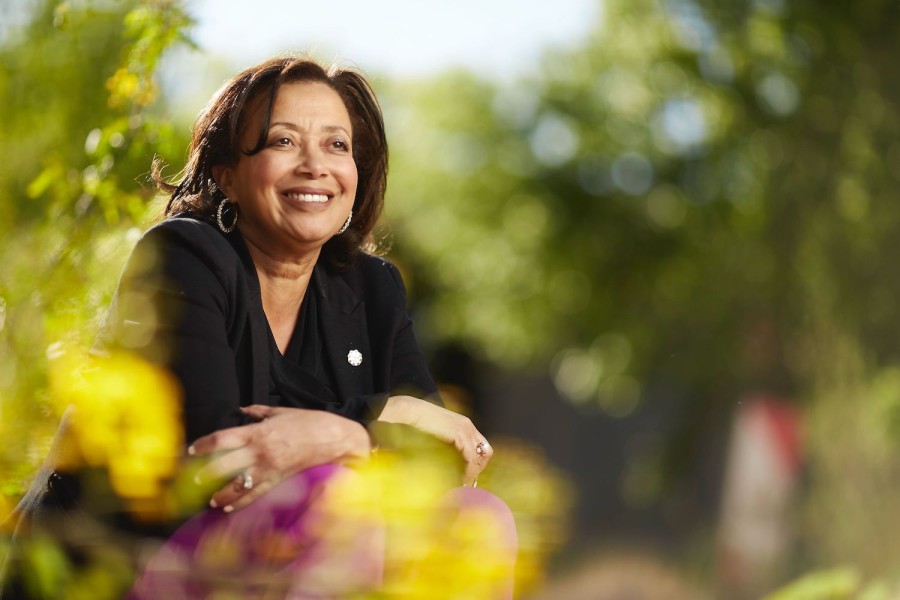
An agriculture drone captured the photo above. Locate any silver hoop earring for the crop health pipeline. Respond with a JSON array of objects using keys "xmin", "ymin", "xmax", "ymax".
[
  {"xmin": 216, "ymin": 198, "xmax": 238, "ymax": 233},
  {"xmin": 336, "ymin": 210, "xmax": 353, "ymax": 235}
]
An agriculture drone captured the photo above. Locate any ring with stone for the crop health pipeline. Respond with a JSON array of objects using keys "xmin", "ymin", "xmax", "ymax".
[
  {"xmin": 235, "ymin": 472, "xmax": 253, "ymax": 491},
  {"xmin": 475, "ymin": 440, "xmax": 490, "ymax": 456}
]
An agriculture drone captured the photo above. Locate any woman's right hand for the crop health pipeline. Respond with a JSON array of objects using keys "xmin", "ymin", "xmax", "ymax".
[
  {"xmin": 377, "ymin": 396, "xmax": 493, "ymax": 486},
  {"xmin": 189, "ymin": 405, "xmax": 370, "ymax": 512}
]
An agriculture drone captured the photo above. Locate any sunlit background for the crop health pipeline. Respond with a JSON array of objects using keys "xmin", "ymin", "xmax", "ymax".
[{"xmin": 4, "ymin": 0, "xmax": 900, "ymax": 598}]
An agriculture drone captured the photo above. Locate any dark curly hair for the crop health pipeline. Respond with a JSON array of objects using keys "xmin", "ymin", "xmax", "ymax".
[{"xmin": 156, "ymin": 56, "xmax": 388, "ymax": 269}]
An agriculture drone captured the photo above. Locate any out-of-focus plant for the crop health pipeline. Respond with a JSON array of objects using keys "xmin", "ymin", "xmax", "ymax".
[
  {"xmin": 764, "ymin": 565, "xmax": 900, "ymax": 600},
  {"xmin": 168, "ymin": 428, "xmax": 571, "ymax": 599},
  {"xmin": 380, "ymin": 0, "xmax": 900, "ymax": 587},
  {"xmin": 325, "ymin": 434, "xmax": 518, "ymax": 599},
  {"xmin": 384, "ymin": 0, "xmax": 900, "ymax": 426},
  {"xmin": 11, "ymin": 347, "xmax": 574, "ymax": 599},
  {"xmin": 0, "ymin": 0, "xmax": 193, "ymax": 505},
  {"xmin": 48, "ymin": 350, "xmax": 184, "ymax": 511},
  {"xmin": 476, "ymin": 438, "xmax": 574, "ymax": 595},
  {"xmin": 9, "ymin": 349, "xmax": 201, "ymax": 600},
  {"xmin": 1, "ymin": 2, "xmax": 193, "ymax": 595}
]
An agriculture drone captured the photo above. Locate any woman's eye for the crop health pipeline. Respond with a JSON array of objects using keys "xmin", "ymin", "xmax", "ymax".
[
  {"xmin": 270, "ymin": 136, "xmax": 293, "ymax": 147},
  {"xmin": 332, "ymin": 139, "xmax": 350, "ymax": 151}
]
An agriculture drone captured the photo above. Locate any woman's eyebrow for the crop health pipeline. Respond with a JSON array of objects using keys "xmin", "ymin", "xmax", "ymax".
[{"xmin": 269, "ymin": 122, "xmax": 351, "ymax": 136}]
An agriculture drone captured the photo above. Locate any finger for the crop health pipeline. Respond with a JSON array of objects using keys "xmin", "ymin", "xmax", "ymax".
[
  {"xmin": 475, "ymin": 439, "xmax": 494, "ymax": 462},
  {"xmin": 240, "ymin": 405, "xmax": 277, "ymax": 421},
  {"xmin": 461, "ymin": 446, "xmax": 482, "ymax": 486},
  {"xmin": 211, "ymin": 474, "xmax": 275, "ymax": 512},
  {"xmin": 225, "ymin": 478, "xmax": 275, "ymax": 512},
  {"xmin": 461, "ymin": 436, "xmax": 493, "ymax": 486},
  {"xmin": 194, "ymin": 446, "xmax": 255, "ymax": 484},
  {"xmin": 463, "ymin": 459, "xmax": 481, "ymax": 487},
  {"xmin": 188, "ymin": 424, "xmax": 256, "ymax": 457}
]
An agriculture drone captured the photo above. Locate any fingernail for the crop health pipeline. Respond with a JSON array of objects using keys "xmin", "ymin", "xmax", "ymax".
[
  {"xmin": 223, "ymin": 505, "xmax": 234, "ymax": 513},
  {"xmin": 209, "ymin": 498, "xmax": 218, "ymax": 508},
  {"xmin": 187, "ymin": 445, "xmax": 196, "ymax": 456}
]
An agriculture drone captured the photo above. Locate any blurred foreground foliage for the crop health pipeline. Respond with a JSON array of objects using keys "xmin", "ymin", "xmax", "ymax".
[
  {"xmin": 764, "ymin": 565, "xmax": 900, "ymax": 600},
  {"xmin": 7, "ymin": 351, "xmax": 569, "ymax": 598},
  {"xmin": 0, "ymin": 0, "xmax": 193, "ymax": 507}
]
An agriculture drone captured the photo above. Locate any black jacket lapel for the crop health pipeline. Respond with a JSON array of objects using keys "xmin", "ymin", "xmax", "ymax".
[
  {"xmin": 314, "ymin": 265, "xmax": 373, "ymax": 400},
  {"xmin": 227, "ymin": 230, "xmax": 272, "ymax": 408}
]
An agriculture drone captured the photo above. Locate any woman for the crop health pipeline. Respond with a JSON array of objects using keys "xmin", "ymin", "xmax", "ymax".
[{"xmin": 5, "ymin": 57, "xmax": 515, "ymax": 598}]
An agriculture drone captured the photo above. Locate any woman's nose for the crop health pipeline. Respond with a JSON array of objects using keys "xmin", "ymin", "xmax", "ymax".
[{"xmin": 295, "ymin": 146, "xmax": 327, "ymax": 178}]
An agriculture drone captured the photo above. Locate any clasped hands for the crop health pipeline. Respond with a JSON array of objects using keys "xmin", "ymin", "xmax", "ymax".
[{"xmin": 189, "ymin": 396, "xmax": 493, "ymax": 512}]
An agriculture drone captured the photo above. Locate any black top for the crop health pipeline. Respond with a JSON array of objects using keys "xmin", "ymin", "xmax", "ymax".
[{"xmin": 267, "ymin": 274, "xmax": 351, "ymax": 416}]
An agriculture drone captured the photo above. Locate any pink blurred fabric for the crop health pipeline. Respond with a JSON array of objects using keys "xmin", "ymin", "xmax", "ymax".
[{"xmin": 127, "ymin": 464, "xmax": 517, "ymax": 599}]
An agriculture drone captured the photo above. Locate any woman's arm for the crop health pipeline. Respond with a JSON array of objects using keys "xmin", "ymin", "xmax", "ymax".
[
  {"xmin": 379, "ymin": 263, "xmax": 493, "ymax": 485},
  {"xmin": 378, "ymin": 396, "xmax": 492, "ymax": 487},
  {"xmin": 110, "ymin": 221, "xmax": 247, "ymax": 443}
]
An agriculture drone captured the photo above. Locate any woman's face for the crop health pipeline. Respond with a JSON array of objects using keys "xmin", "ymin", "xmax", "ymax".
[{"xmin": 215, "ymin": 81, "xmax": 358, "ymax": 259}]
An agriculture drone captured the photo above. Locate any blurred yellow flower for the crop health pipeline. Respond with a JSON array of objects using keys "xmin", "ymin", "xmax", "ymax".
[
  {"xmin": 316, "ymin": 432, "xmax": 568, "ymax": 599},
  {"xmin": 105, "ymin": 67, "xmax": 158, "ymax": 108},
  {"xmin": 48, "ymin": 351, "xmax": 182, "ymax": 503}
]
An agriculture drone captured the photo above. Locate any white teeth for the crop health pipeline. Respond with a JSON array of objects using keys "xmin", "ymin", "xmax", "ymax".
[{"xmin": 286, "ymin": 193, "xmax": 329, "ymax": 203}]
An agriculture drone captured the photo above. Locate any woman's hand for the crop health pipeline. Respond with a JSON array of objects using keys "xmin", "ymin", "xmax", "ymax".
[
  {"xmin": 189, "ymin": 405, "xmax": 370, "ymax": 512},
  {"xmin": 378, "ymin": 396, "xmax": 493, "ymax": 487}
]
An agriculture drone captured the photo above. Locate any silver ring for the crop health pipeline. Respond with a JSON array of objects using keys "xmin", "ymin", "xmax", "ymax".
[
  {"xmin": 475, "ymin": 441, "xmax": 490, "ymax": 456},
  {"xmin": 238, "ymin": 472, "xmax": 253, "ymax": 491}
]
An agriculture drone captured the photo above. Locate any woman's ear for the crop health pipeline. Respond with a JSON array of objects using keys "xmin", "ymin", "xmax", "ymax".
[{"xmin": 211, "ymin": 165, "xmax": 233, "ymax": 199}]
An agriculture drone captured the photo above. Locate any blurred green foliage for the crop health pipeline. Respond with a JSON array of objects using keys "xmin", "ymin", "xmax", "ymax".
[
  {"xmin": 764, "ymin": 564, "xmax": 900, "ymax": 600},
  {"xmin": 0, "ymin": 0, "xmax": 192, "ymax": 498},
  {"xmin": 385, "ymin": 0, "xmax": 900, "ymax": 406},
  {"xmin": 379, "ymin": 0, "xmax": 900, "ymax": 589}
]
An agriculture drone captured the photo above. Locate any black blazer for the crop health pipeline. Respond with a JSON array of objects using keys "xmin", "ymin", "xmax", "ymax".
[{"xmin": 108, "ymin": 217, "xmax": 439, "ymax": 443}]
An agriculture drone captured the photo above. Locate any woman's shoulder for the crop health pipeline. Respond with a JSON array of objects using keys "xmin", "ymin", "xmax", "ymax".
[
  {"xmin": 125, "ymin": 216, "xmax": 245, "ymax": 289},
  {"xmin": 142, "ymin": 216, "xmax": 230, "ymax": 248},
  {"xmin": 349, "ymin": 252, "xmax": 406, "ymax": 289},
  {"xmin": 355, "ymin": 252, "xmax": 399, "ymax": 272},
  {"xmin": 138, "ymin": 217, "xmax": 239, "ymax": 263},
  {"xmin": 318, "ymin": 253, "xmax": 407, "ymax": 305}
]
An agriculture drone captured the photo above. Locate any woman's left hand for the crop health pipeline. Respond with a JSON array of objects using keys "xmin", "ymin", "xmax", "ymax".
[
  {"xmin": 378, "ymin": 395, "xmax": 493, "ymax": 487},
  {"xmin": 188, "ymin": 405, "xmax": 370, "ymax": 512}
]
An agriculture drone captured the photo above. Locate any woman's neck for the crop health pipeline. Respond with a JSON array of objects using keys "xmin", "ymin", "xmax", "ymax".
[{"xmin": 243, "ymin": 236, "xmax": 321, "ymax": 353}]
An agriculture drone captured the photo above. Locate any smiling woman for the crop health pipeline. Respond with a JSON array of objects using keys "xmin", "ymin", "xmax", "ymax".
[
  {"xmin": 3, "ymin": 56, "xmax": 516, "ymax": 599},
  {"xmin": 161, "ymin": 58, "xmax": 388, "ymax": 272}
]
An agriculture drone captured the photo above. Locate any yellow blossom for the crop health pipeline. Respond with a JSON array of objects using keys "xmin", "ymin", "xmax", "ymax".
[{"xmin": 48, "ymin": 351, "xmax": 183, "ymax": 503}]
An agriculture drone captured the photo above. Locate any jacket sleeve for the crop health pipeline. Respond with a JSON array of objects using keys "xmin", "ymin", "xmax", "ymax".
[
  {"xmin": 384, "ymin": 262, "xmax": 441, "ymax": 404},
  {"xmin": 104, "ymin": 220, "xmax": 248, "ymax": 444}
]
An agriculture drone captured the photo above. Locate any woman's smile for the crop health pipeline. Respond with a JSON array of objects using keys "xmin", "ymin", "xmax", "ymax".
[{"xmin": 282, "ymin": 187, "xmax": 333, "ymax": 205}]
